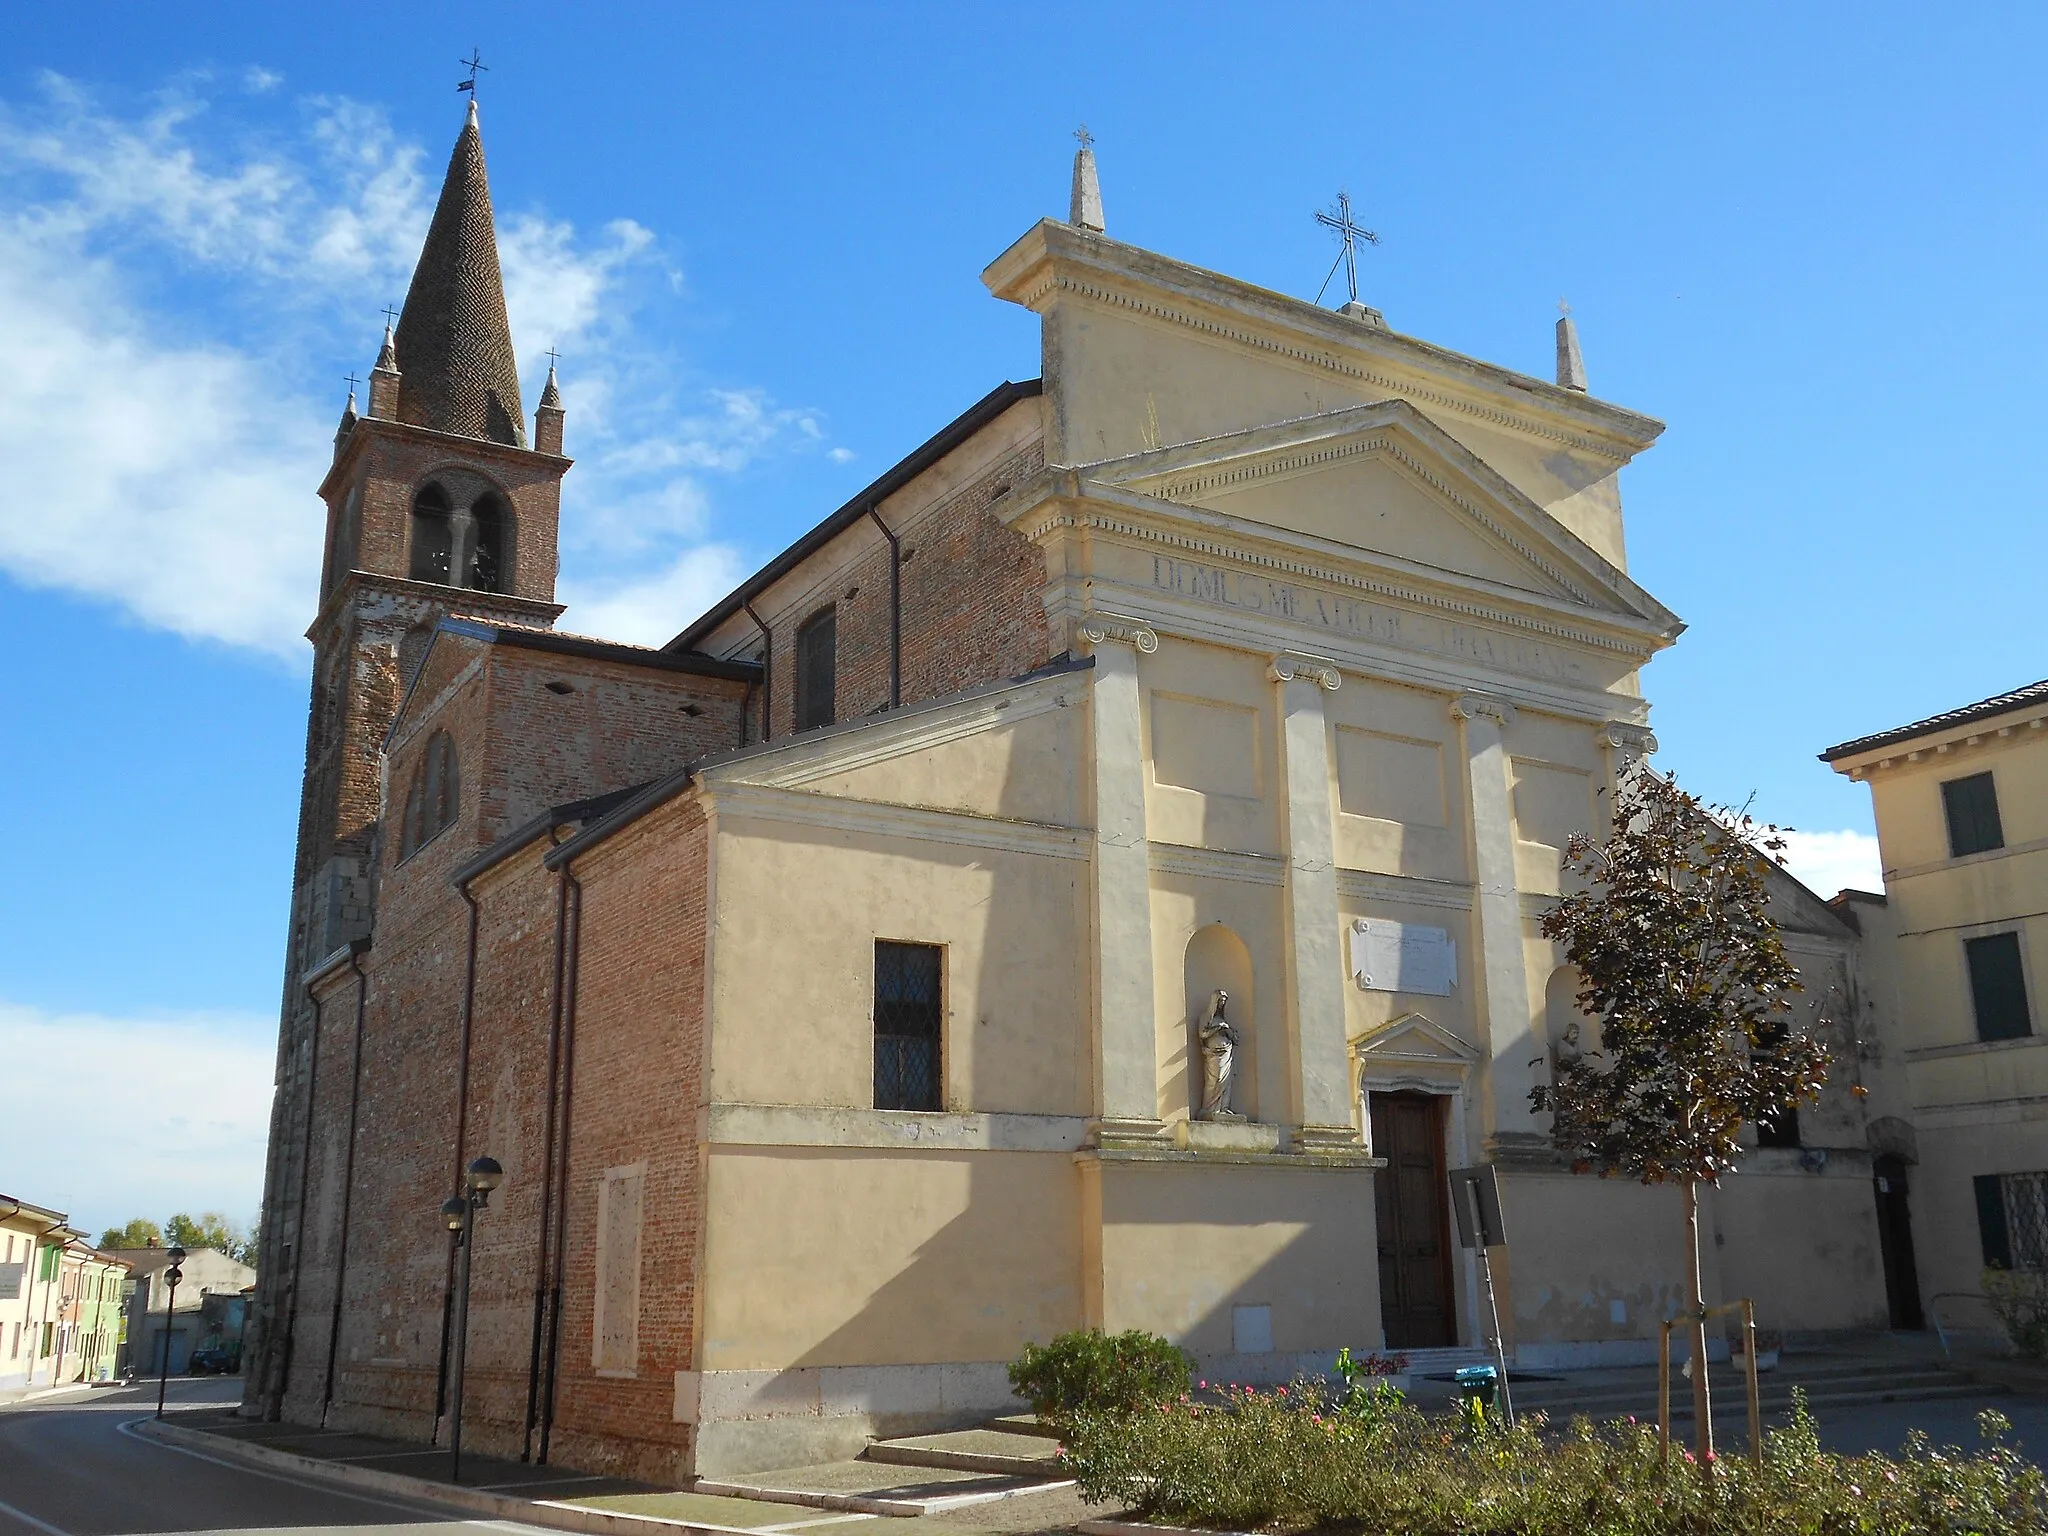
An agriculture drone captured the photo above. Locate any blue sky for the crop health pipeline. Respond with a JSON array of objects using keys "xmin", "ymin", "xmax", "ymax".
[{"xmin": 4, "ymin": 3, "xmax": 2044, "ymax": 1234}]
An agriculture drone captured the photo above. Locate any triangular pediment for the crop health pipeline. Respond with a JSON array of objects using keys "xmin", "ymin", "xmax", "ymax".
[
  {"xmin": 1353, "ymin": 1011, "xmax": 1479, "ymax": 1067},
  {"xmin": 1078, "ymin": 400, "xmax": 1674, "ymax": 629}
]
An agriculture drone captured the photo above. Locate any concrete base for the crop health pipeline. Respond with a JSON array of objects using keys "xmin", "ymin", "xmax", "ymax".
[{"xmin": 1174, "ymin": 1120, "xmax": 1282, "ymax": 1154}]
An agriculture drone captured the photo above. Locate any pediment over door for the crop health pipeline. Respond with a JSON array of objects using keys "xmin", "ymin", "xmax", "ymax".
[
  {"xmin": 1353, "ymin": 1011, "xmax": 1478, "ymax": 1096},
  {"xmin": 1078, "ymin": 399, "xmax": 1677, "ymax": 632}
]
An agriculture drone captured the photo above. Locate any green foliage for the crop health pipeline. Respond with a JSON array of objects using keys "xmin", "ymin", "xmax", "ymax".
[
  {"xmin": 1057, "ymin": 1383, "xmax": 2048, "ymax": 1533},
  {"xmin": 1986, "ymin": 1267, "xmax": 2048, "ymax": 1359},
  {"xmin": 164, "ymin": 1211, "xmax": 256, "ymax": 1264},
  {"xmin": 1533, "ymin": 769, "xmax": 1831, "ymax": 1185},
  {"xmin": 1008, "ymin": 1329, "xmax": 1193, "ymax": 1424},
  {"xmin": 97, "ymin": 1218, "xmax": 162, "ymax": 1251}
]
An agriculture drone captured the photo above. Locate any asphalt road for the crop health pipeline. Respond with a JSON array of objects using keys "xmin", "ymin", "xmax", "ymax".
[{"xmin": 0, "ymin": 1376, "xmax": 540, "ymax": 1536}]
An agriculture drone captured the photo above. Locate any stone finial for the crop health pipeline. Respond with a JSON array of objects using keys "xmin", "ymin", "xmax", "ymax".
[
  {"xmin": 366, "ymin": 319, "xmax": 402, "ymax": 419},
  {"xmin": 534, "ymin": 358, "xmax": 565, "ymax": 455},
  {"xmin": 1069, "ymin": 125, "xmax": 1105, "ymax": 234},
  {"xmin": 333, "ymin": 382, "xmax": 359, "ymax": 461},
  {"xmin": 1555, "ymin": 306, "xmax": 1588, "ymax": 392}
]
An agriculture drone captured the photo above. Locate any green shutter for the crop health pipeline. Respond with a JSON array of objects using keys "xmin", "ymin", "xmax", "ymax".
[
  {"xmin": 1943, "ymin": 772, "xmax": 2005, "ymax": 857},
  {"xmin": 1966, "ymin": 932, "xmax": 2032, "ymax": 1041},
  {"xmin": 1978, "ymin": 1174, "xmax": 2014, "ymax": 1268}
]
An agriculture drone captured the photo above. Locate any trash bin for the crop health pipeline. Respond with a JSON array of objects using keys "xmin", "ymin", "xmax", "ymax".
[{"xmin": 1454, "ymin": 1363, "xmax": 1499, "ymax": 1412}]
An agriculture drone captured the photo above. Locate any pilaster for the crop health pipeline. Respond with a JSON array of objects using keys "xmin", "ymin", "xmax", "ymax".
[
  {"xmin": 1080, "ymin": 613, "xmax": 1165, "ymax": 1146},
  {"xmin": 1450, "ymin": 692, "xmax": 1540, "ymax": 1157},
  {"xmin": 1271, "ymin": 651, "xmax": 1358, "ymax": 1149}
]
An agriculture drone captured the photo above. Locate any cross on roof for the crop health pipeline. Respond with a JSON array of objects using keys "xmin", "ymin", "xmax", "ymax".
[
  {"xmin": 1073, "ymin": 124, "xmax": 1094, "ymax": 150},
  {"xmin": 545, "ymin": 346, "xmax": 561, "ymax": 368},
  {"xmin": 458, "ymin": 49, "xmax": 488, "ymax": 95},
  {"xmin": 1313, "ymin": 190, "xmax": 1380, "ymax": 307},
  {"xmin": 382, "ymin": 304, "xmax": 400, "ymax": 328},
  {"xmin": 344, "ymin": 372, "xmax": 361, "ymax": 392}
]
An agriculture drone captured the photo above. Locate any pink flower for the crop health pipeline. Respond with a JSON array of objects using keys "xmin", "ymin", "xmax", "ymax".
[
  {"xmin": 1276, "ymin": 1386, "xmax": 1287, "ymax": 1396},
  {"xmin": 1198, "ymin": 1380, "xmax": 1207, "ymax": 1389}
]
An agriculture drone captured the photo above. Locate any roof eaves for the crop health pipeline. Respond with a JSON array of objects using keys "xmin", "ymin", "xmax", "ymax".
[
  {"xmin": 451, "ymin": 782, "xmax": 653, "ymax": 888},
  {"xmin": 666, "ymin": 378, "xmax": 1043, "ymax": 653},
  {"xmin": 1820, "ymin": 678, "xmax": 2048, "ymax": 762}
]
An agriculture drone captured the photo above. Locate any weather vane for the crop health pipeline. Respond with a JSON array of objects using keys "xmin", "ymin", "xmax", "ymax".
[
  {"xmin": 1074, "ymin": 124, "xmax": 1094, "ymax": 150},
  {"xmin": 458, "ymin": 49, "xmax": 488, "ymax": 96},
  {"xmin": 1314, "ymin": 190, "xmax": 1380, "ymax": 307}
]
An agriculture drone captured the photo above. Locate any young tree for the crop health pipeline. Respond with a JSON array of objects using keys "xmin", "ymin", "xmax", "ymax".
[
  {"xmin": 1533, "ymin": 767, "xmax": 1829, "ymax": 1472},
  {"xmin": 165, "ymin": 1211, "xmax": 252, "ymax": 1262},
  {"xmin": 97, "ymin": 1217, "xmax": 162, "ymax": 1251}
]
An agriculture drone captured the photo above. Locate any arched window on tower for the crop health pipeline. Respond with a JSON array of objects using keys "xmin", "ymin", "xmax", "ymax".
[
  {"xmin": 409, "ymin": 484, "xmax": 454, "ymax": 585},
  {"xmin": 794, "ymin": 605, "xmax": 837, "ymax": 732},
  {"xmin": 399, "ymin": 730, "xmax": 462, "ymax": 861},
  {"xmin": 467, "ymin": 493, "xmax": 509, "ymax": 593}
]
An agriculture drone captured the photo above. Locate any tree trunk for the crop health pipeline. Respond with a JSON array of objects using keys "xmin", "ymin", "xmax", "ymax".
[{"xmin": 1681, "ymin": 1178, "xmax": 1716, "ymax": 1473}]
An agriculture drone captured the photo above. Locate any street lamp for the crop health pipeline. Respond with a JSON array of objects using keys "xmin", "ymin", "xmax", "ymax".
[
  {"xmin": 444, "ymin": 1156, "xmax": 503, "ymax": 1485},
  {"xmin": 155, "ymin": 1245, "xmax": 186, "ymax": 1419}
]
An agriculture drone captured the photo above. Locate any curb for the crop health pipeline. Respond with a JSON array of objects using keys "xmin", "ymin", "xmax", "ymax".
[
  {"xmin": 1079, "ymin": 1521, "xmax": 1254, "ymax": 1536},
  {"xmin": 695, "ymin": 1475, "xmax": 1074, "ymax": 1517},
  {"xmin": 135, "ymin": 1416, "xmax": 785, "ymax": 1536}
]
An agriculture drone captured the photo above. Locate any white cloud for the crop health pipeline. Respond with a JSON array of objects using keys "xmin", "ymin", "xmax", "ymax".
[
  {"xmin": 0, "ymin": 75, "xmax": 839, "ymax": 658},
  {"xmin": 0, "ymin": 1002, "xmax": 274, "ymax": 1239},
  {"xmin": 1775, "ymin": 828, "xmax": 1884, "ymax": 898},
  {"xmin": 558, "ymin": 544, "xmax": 747, "ymax": 648}
]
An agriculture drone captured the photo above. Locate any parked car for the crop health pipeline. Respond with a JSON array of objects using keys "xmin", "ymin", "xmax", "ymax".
[{"xmin": 186, "ymin": 1347, "xmax": 236, "ymax": 1375}]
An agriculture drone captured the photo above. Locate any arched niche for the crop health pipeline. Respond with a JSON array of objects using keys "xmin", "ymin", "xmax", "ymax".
[
  {"xmin": 408, "ymin": 467, "xmax": 516, "ymax": 593},
  {"xmin": 1182, "ymin": 923, "xmax": 1255, "ymax": 1121},
  {"xmin": 1544, "ymin": 964, "xmax": 1598, "ymax": 1062}
]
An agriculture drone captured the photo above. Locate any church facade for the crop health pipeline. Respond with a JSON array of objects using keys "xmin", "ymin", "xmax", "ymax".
[{"xmin": 244, "ymin": 109, "xmax": 1901, "ymax": 1482}]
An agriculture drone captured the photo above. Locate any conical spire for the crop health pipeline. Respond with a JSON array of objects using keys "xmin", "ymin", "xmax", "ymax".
[
  {"xmin": 1555, "ymin": 306, "xmax": 1587, "ymax": 393},
  {"xmin": 534, "ymin": 357, "xmax": 565, "ymax": 455},
  {"xmin": 1069, "ymin": 126, "xmax": 1104, "ymax": 234},
  {"xmin": 333, "ymin": 383, "xmax": 359, "ymax": 460},
  {"xmin": 392, "ymin": 101, "xmax": 526, "ymax": 446},
  {"xmin": 538, "ymin": 359, "xmax": 562, "ymax": 410}
]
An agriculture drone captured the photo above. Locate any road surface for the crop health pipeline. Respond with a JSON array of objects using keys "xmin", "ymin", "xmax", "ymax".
[{"xmin": 0, "ymin": 1375, "xmax": 540, "ymax": 1536}]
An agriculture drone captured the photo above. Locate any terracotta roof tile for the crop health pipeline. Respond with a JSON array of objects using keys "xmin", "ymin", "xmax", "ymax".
[{"xmin": 1821, "ymin": 677, "xmax": 2048, "ymax": 761}]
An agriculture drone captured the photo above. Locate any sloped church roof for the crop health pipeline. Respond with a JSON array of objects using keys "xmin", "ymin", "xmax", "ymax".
[{"xmin": 393, "ymin": 102, "xmax": 527, "ymax": 447}]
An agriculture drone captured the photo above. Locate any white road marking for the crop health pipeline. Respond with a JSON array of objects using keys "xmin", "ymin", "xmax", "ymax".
[{"xmin": 0, "ymin": 1493, "xmax": 72, "ymax": 1536}]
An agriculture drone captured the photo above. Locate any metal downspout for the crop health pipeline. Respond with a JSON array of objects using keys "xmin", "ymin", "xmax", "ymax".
[
  {"xmin": 522, "ymin": 850, "xmax": 573, "ymax": 1460},
  {"xmin": 537, "ymin": 868, "xmax": 583, "ymax": 1463},
  {"xmin": 865, "ymin": 506, "xmax": 902, "ymax": 709},
  {"xmin": 319, "ymin": 948, "xmax": 371, "ymax": 1425},
  {"xmin": 743, "ymin": 601, "xmax": 772, "ymax": 742}
]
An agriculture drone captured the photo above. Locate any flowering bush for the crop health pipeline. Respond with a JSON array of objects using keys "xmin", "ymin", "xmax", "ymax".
[
  {"xmin": 1057, "ymin": 1384, "xmax": 2046, "ymax": 1534},
  {"xmin": 1986, "ymin": 1266, "xmax": 2048, "ymax": 1359},
  {"xmin": 1006, "ymin": 1329, "xmax": 1193, "ymax": 1426}
]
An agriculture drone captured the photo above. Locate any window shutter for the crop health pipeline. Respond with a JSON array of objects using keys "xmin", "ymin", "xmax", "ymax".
[
  {"xmin": 1942, "ymin": 772, "xmax": 2005, "ymax": 858},
  {"xmin": 794, "ymin": 608, "xmax": 836, "ymax": 733},
  {"xmin": 1966, "ymin": 932, "xmax": 2032, "ymax": 1041},
  {"xmin": 1977, "ymin": 1174, "xmax": 2013, "ymax": 1268}
]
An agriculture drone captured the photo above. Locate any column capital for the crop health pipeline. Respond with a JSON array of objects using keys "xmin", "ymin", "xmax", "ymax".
[
  {"xmin": 1077, "ymin": 612, "xmax": 1158, "ymax": 653},
  {"xmin": 1450, "ymin": 692, "xmax": 1518, "ymax": 728},
  {"xmin": 1597, "ymin": 720, "xmax": 1659, "ymax": 756},
  {"xmin": 1270, "ymin": 650, "xmax": 1342, "ymax": 691}
]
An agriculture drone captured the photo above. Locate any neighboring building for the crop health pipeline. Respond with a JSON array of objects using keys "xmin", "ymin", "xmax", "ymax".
[
  {"xmin": 1825, "ymin": 680, "xmax": 2048, "ymax": 1328},
  {"xmin": 246, "ymin": 104, "xmax": 1904, "ymax": 1483},
  {"xmin": 114, "ymin": 1246, "xmax": 257, "ymax": 1376},
  {"xmin": 1, "ymin": 1197, "xmax": 130, "ymax": 1394}
]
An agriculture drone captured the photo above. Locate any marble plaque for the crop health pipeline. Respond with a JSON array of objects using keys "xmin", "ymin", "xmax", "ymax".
[{"xmin": 1350, "ymin": 918, "xmax": 1456, "ymax": 996}]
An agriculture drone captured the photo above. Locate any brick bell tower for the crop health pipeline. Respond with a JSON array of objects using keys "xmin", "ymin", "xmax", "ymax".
[{"xmin": 244, "ymin": 100, "xmax": 570, "ymax": 1418}]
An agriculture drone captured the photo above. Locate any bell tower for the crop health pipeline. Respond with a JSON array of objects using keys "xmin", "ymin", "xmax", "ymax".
[{"xmin": 246, "ymin": 100, "xmax": 571, "ymax": 1419}]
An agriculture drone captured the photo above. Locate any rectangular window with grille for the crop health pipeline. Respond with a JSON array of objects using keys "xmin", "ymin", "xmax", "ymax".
[
  {"xmin": 794, "ymin": 606, "xmax": 837, "ymax": 733},
  {"xmin": 1977, "ymin": 1171, "xmax": 2048, "ymax": 1270},
  {"xmin": 1942, "ymin": 771, "xmax": 2005, "ymax": 858},
  {"xmin": 1966, "ymin": 931, "xmax": 2032, "ymax": 1041},
  {"xmin": 874, "ymin": 940, "xmax": 943, "ymax": 1112}
]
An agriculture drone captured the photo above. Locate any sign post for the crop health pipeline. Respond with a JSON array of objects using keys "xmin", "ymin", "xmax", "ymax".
[{"xmin": 1447, "ymin": 1165, "xmax": 1514, "ymax": 1426}]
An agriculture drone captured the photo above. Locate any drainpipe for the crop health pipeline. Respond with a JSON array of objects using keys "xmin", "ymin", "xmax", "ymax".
[
  {"xmin": 435, "ymin": 881, "xmax": 483, "ymax": 1433},
  {"xmin": 537, "ymin": 867, "xmax": 583, "ymax": 1464},
  {"xmin": 273, "ymin": 977, "xmax": 325, "ymax": 1418},
  {"xmin": 319, "ymin": 946, "xmax": 371, "ymax": 1425},
  {"xmin": 866, "ymin": 506, "xmax": 902, "ymax": 709},
  {"xmin": 522, "ymin": 842, "xmax": 573, "ymax": 1460},
  {"xmin": 743, "ymin": 601, "xmax": 772, "ymax": 742}
]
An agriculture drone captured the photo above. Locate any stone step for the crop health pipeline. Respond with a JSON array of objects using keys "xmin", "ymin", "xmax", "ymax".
[
  {"xmin": 984, "ymin": 1413, "xmax": 1061, "ymax": 1439},
  {"xmin": 697, "ymin": 1457, "xmax": 1068, "ymax": 1517},
  {"xmin": 865, "ymin": 1428, "xmax": 1062, "ymax": 1477}
]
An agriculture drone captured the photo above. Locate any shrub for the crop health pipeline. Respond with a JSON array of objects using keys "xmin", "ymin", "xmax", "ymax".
[
  {"xmin": 1057, "ymin": 1384, "xmax": 2047, "ymax": 1534},
  {"xmin": 1008, "ymin": 1329, "xmax": 1192, "ymax": 1424},
  {"xmin": 1987, "ymin": 1266, "xmax": 2048, "ymax": 1359}
]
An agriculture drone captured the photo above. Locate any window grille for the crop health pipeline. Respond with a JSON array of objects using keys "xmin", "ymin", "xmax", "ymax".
[
  {"xmin": 1942, "ymin": 771, "xmax": 2005, "ymax": 858},
  {"xmin": 1978, "ymin": 1171, "xmax": 2048, "ymax": 1271},
  {"xmin": 874, "ymin": 940, "xmax": 942, "ymax": 1112}
]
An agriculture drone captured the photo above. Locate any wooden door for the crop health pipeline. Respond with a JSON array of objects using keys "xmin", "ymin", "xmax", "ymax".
[{"xmin": 1371, "ymin": 1091, "xmax": 1456, "ymax": 1348}]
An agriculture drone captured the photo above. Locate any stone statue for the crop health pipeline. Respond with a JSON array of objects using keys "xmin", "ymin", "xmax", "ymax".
[{"xmin": 1196, "ymin": 990, "xmax": 1242, "ymax": 1121}]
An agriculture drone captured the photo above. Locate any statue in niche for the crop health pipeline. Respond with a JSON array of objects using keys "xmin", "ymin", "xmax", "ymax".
[{"xmin": 1195, "ymin": 990, "xmax": 1243, "ymax": 1121}]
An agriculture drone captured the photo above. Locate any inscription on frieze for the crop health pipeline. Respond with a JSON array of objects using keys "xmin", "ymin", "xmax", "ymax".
[{"xmin": 1151, "ymin": 554, "xmax": 1588, "ymax": 685}]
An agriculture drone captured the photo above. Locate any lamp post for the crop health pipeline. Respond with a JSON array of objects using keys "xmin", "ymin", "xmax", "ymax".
[
  {"xmin": 155, "ymin": 1245, "xmax": 186, "ymax": 1419},
  {"xmin": 443, "ymin": 1156, "xmax": 503, "ymax": 1485}
]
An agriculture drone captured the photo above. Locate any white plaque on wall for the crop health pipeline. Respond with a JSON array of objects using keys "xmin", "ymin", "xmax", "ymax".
[{"xmin": 1350, "ymin": 918, "xmax": 1456, "ymax": 996}]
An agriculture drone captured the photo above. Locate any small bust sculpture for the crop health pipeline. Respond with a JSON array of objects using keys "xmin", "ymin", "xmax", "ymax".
[{"xmin": 1196, "ymin": 989, "xmax": 1243, "ymax": 1121}]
